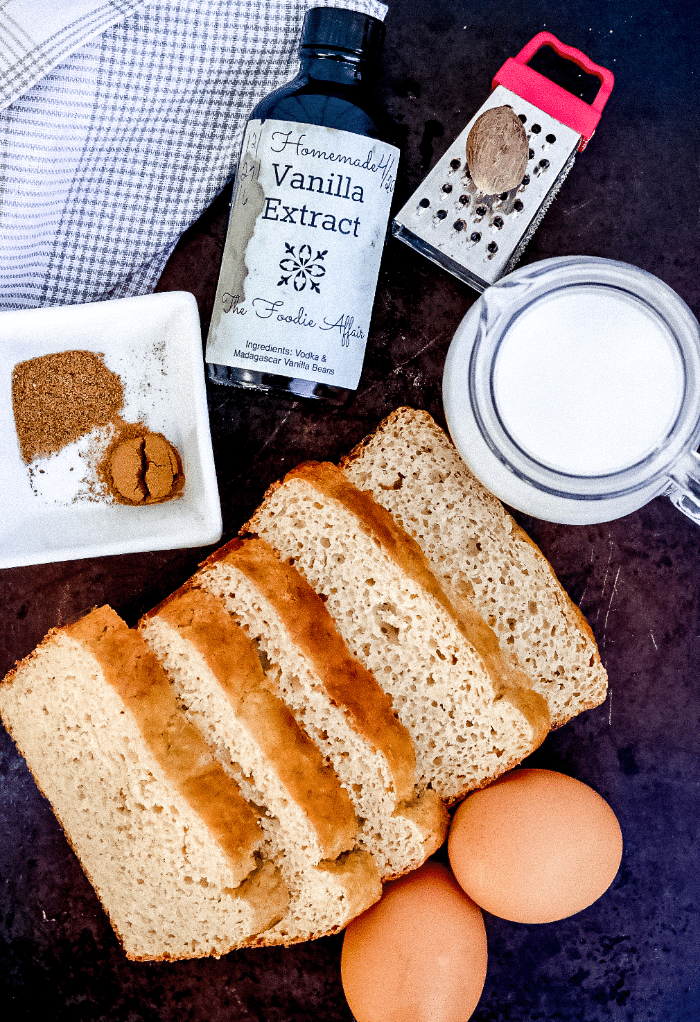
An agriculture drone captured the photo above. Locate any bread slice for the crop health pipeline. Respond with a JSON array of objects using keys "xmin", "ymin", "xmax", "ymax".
[
  {"xmin": 139, "ymin": 586, "xmax": 382, "ymax": 943},
  {"xmin": 0, "ymin": 606, "xmax": 289, "ymax": 962},
  {"xmin": 340, "ymin": 407, "xmax": 608, "ymax": 727},
  {"xmin": 245, "ymin": 463, "xmax": 551, "ymax": 805},
  {"xmin": 194, "ymin": 536, "xmax": 448, "ymax": 878}
]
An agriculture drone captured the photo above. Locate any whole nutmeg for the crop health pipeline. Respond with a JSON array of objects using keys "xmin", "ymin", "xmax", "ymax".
[{"xmin": 465, "ymin": 105, "xmax": 529, "ymax": 194}]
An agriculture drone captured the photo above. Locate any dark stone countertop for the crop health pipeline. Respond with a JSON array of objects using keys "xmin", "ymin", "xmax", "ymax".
[{"xmin": 2, "ymin": 1, "xmax": 699, "ymax": 1019}]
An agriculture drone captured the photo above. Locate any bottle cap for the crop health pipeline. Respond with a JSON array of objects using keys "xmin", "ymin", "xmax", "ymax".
[{"xmin": 300, "ymin": 6, "xmax": 385, "ymax": 61}]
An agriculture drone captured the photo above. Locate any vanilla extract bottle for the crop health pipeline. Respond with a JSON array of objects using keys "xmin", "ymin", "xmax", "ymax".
[{"xmin": 205, "ymin": 5, "xmax": 399, "ymax": 404}]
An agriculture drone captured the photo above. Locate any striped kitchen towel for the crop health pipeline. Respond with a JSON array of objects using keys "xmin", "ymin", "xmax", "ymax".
[{"xmin": 0, "ymin": 0, "xmax": 387, "ymax": 310}]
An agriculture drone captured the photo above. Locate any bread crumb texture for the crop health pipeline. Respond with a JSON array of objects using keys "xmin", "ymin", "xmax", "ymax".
[
  {"xmin": 340, "ymin": 407, "xmax": 607, "ymax": 728},
  {"xmin": 246, "ymin": 462, "xmax": 550, "ymax": 803},
  {"xmin": 0, "ymin": 611, "xmax": 288, "ymax": 961},
  {"xmin": 195, "ymin": 538, "xmax": 447, "ymax": 880}
]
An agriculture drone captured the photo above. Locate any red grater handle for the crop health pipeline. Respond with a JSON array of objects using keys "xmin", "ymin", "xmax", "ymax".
[{"xmin": 492, "ymin": 32, "xmax": 614, "ymax": 151}]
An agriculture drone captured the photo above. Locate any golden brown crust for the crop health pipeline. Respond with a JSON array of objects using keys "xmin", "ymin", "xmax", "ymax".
[
  {"xmin": 209, "ymin": 536, "xmax": 417, "ymax": 804},
  {"xmin": 0, "ymin": 619, "xmax": 291, "ymax": 961},
  {"xmin": 241, "ymin": 850, "xmax": 383, "ymax": 949},
  {"xmin": 65, "ymin": 606, "xmax": 262, "ymax": 886},
  {"xmin": 379, "ymin": 790, "xmax": 450, "ymax": 881},
  {"xmin": 274, "ymin": 462, "xmax": 550, "ymax": 748},
  {"xmin": 150, "ymin": 587, "xmax": 359, "ymax": 860},
  {"xmin": 340, "ymin": 406, "xmax": 607, "ymax": 728}
]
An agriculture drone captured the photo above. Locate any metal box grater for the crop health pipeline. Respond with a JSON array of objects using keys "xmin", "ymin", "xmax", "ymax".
[{"xmin": 392, "ymin": 32, "xmax": 614, "ymax": 292}]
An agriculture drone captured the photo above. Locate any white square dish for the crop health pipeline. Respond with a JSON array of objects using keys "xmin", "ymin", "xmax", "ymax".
[{"xmin": 0, "ymin": 291, "xmax": 223, "ymax": 568}]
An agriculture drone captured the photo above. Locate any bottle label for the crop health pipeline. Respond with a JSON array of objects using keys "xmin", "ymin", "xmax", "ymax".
[{"xmin": 205, "ymin": 119, "xmax": 399, "ymax": 390}]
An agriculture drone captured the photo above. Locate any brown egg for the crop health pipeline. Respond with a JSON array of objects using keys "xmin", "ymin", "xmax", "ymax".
[
  {"xmin": 448, "ymin": 768, "xmax": 623, "ymax": 924},
  {"xmin": 341, "ymin": 861, "xmax": 488, "ymax": 1022}
]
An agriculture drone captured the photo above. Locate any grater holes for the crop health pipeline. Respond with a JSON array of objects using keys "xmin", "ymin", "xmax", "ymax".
[
  {"xmin": 406, "ymin": 108, "xmax": 553, "ymax": 259},
  {"xmin": 394, "ymin": 100, "xmax": 583, "ymax": 284}
]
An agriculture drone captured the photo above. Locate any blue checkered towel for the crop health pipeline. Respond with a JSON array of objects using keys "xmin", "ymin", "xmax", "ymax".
[{"xmin": 0, "ymin": 0, "xmax": 387, "ymax": 310}]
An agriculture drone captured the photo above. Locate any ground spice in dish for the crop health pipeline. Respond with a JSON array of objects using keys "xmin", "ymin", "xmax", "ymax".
[
  {"xmin": 12, "ymin": 348, "xmax": 185, "ymax": 505},
  {"xmin": 12, "ymin": 350, "xmax": 124, "ymax": 463},
  {"xmin": 97, "ymin": 424, "xmax": 185, "ymax": 505}
]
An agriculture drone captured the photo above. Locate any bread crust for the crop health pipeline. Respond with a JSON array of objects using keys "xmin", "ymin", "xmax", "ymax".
[
  {"xmin": 0, "ymin": 612, "xmax": 291, "ymax": 961},
  {"xmin": 144, "ymin": 585, "xmax": 359, "ymax": 860},
  {"xmin": 204, "ymin": 535, "xmax": 418, "ymax": 804},
  {"xmin": 255, "ymin": 461, "xmax": 550, "ymax": 750},
  {"xmin": 340, "ymin": 406, "xmax": 608, "ymax": 728},
  {"xmin": 66, "ymin": 606, "xmax": 263, "ymax": 883}
]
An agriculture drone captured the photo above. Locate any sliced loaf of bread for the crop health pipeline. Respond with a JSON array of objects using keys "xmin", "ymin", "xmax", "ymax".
[
  {"xmin": 0, "ymin": 606, "xmax": 289, "ymax": 961},
  {"xmin": 245, "ymin": 463, "xmax": 551, "ymax": 804},
  {"xmin": 194, "ymin": 536, "xmax": 449, "ymax": 879},
  {"xmin": 1, "ymin": 407, "xmax": 608, "ymax": 960},
  {"xmin": 340, "ymin": 407, "xmax": 608, "ymax": 727},
  {"xmin": 139, "ymin": 586, "xmax": 382, "ymax": 944}
]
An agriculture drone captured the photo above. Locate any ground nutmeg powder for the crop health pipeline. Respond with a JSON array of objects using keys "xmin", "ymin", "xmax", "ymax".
[
  {"xmin": 11, "ymin": 348, "xmax": 184, "ymax": 504},
  {"xmin": 12, "ymin": 350, "xmax": 124, "ymax": 463}
]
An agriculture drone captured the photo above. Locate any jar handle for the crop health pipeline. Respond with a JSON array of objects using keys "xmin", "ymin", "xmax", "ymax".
[{"xmin": 667, "ymin": 450, "xmax": 700, "ymax": 524}]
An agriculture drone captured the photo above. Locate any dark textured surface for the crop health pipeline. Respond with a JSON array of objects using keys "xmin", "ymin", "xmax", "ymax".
[{"xmin": 2, "ymin": 1, "xmax": 700, "ymax": 1019}]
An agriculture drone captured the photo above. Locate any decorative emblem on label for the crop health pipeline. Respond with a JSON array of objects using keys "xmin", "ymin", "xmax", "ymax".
[{"xmin": 278, "ymin": 244, "xmax": 327, "ymax": 292}]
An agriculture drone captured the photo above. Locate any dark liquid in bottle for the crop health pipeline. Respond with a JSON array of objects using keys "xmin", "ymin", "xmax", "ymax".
[{"xmin": 206, "ymin": 8, "xmax": 396, "ymax": 405}]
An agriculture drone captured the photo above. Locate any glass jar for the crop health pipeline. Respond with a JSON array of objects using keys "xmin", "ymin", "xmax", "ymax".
[{"xmin": 443, "ymin": 256, "xmax": 700, "ymax": 525}]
